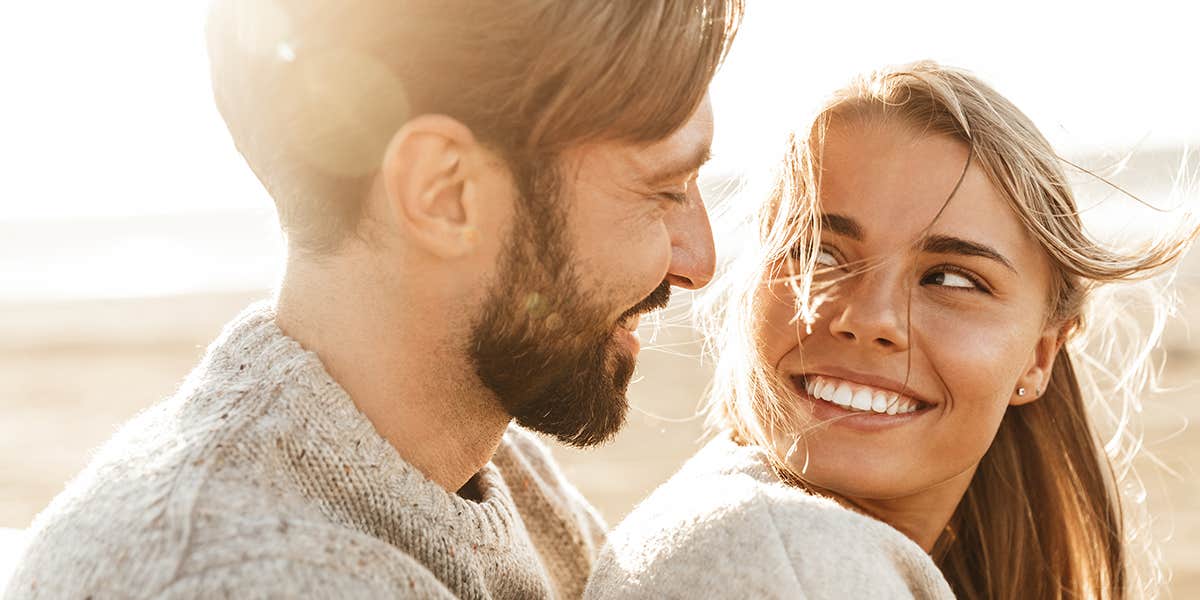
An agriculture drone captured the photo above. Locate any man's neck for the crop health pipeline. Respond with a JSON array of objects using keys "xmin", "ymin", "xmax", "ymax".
[{"xmin": 273, "ymin": 253, "xmax": 511, "ymax": 494}]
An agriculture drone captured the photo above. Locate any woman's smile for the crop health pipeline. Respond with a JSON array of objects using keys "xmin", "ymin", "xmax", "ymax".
[{"xmin": 789, "ymin": 372, "xmax": 938, "ymax": 431}]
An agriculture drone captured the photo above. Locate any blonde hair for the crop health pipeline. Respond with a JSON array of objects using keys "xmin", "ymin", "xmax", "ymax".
[
  {"xmin": 207, "ymin": 0, "xmax": 743, "ymax": 252},
  {"xmin": 699, "ymin": 61, "xmax": 1198, "ymax": 599}
]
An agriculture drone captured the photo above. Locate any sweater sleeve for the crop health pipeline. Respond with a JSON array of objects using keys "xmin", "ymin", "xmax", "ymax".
[{"xmin": 157, "ymin": 557, "xmax": 457, "ymax": 599}]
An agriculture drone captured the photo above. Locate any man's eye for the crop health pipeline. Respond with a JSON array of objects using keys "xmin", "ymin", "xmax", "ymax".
[{"xmin": 659, "ymin": 191, "xmax": 688, "ymax": 204}]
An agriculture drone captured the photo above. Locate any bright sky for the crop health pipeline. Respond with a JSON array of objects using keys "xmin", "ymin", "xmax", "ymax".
[
  {"xmin": 711, "ymin": 1, "xmax": 1200, "ymax": 171},
  {"xmin": 0, "ymin": 1, "xmax": 1196, "ymax": 301},
  {"xmin": 0, "ymin": 1, "xmax": 267, "ymax": 221},
  {"xmin": 1, "ymin": 0, "xmax": 1197, "ymax": 222}
]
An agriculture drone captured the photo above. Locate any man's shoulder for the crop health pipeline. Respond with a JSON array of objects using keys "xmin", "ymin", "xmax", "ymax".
[
  {"xmin": 10, "ymin": 516, "xmax": 455, "ymax": 599},
  {"xmin": 9, "ymin": 406, "xmax": 441, "ymax": 599},
  {"xmin": 497, "ymin": 424, "xmax": 572, "ymax": 481},
  {"xmin": 494, "ymin": 425, "xmax": 602, "ymax": 522},
  {"xmin": 156, "ymin": 555, "xmax": 456, "ymax": 599},
  {"xmin": 492, "ymin": 425, "xmax": 608, "ymax": 578},
  {"xmin": 18, "ymin": 362, "xmax": 303, "ymax": 533},
  {"xmin": 495, "ymin": 424, "xmax": 577, "ymax": 494},
  {"xmin": 9, "ymin": 382, "xmax": 334, "ymax": 596}
]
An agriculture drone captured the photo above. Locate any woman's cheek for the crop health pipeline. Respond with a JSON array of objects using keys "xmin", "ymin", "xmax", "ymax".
[
  {"xmin": 753, "ymin": 284, "xmax": 795, "ymax": 364},
  {"xmin": 915, "ymin": 306, "xmax": 1021, "ymax": 410}
]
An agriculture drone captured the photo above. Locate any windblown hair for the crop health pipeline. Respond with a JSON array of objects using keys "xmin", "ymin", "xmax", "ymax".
[
  {"xmin": 699, "ymin": 61, "xmax": 1198, "ymax": 599},
  {"xmin": 207, "ymin": 0, "xmax": 743, "ymax": 252}
]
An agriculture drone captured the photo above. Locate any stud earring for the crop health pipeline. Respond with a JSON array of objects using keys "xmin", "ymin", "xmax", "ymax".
[{"xmin": 1017, "ymin": 387, "xmax": 1027, "ymax": 397}]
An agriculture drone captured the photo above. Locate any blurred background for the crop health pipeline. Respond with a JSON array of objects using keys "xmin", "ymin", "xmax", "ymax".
[{"xmin": 2, "ymin": 0, "xmax": 1198, "ymax": 594}]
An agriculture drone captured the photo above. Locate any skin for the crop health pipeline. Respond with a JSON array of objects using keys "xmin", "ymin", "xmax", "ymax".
[
  {"xmin": 757, "ymin": 116, "xmax": 1065, "ymax": 551},
  {"xmin": 275, "ymin": 98, "xmax": 715, "ymax": 494}
]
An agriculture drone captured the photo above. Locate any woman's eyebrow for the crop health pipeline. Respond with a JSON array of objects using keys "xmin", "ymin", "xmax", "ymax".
[
  {"xmin": 820, "ymin": 213, "xmax": 864, "ymax": 240},
  {"xmin": 920, "ymin": 234, "xmax": 1016, "ymax": 272},
  {"xmin": 820, "ymin": 213, "xmax": 1015, "ymax": 272}
]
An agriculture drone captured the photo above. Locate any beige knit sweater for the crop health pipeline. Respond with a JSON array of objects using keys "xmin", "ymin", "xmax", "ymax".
[
  {"xmin": 584, "ymin": 433, "xmax": 955, "ymax": 599},
  {"xmin": 5, "ymin": 303, "xmax": 606, "ymax": 599}
]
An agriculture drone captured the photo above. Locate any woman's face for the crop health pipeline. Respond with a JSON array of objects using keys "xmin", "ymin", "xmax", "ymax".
[{"xmin": 757, "ymin": 118, "xmax": 1062, "ymax": 502}]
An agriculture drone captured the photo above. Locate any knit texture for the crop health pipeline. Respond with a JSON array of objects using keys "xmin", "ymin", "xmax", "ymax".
[
  {"xmin": 584, "ymin": 433, "xmax": 955, "ymax": 599},
  {"xmin": 5, "ymin": 302, "xmax": 606, "ymax": 599}
]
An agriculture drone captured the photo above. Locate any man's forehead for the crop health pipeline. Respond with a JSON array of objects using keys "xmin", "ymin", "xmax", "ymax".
[
  {"xmin": 623, "ymin": 110, "xmax": 716, "ymax": 181},
  {"xmin": 562, "ymin": 100, "xmax": 714, "ymax": 183},
  {"xmin": 654, "ymin": 101, "xmax": 713, "ymax": 153}
]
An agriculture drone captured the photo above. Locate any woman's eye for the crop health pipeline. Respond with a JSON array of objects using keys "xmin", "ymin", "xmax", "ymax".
[
  {"xmin": 922, "ymin": 270, "xmax": 978, "ymax": 290},
  {"xmin": 816, "ymin": 249, "xmax": 839, "ymax": 267}
]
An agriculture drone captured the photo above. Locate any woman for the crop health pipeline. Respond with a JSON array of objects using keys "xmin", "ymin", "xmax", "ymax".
[{"xmin": 585, "ymin": 62, "xmax": 1197, "ymax": 599}]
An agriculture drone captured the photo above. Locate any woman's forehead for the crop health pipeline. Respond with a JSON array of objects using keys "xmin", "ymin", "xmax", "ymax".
[{"xmin": 817, "ymin": 121, "xmax": 1038, "ymax": 264}]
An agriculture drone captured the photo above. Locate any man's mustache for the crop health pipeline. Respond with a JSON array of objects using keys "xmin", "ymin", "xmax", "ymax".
[{"xmin": 619, "ymin": 280, "xmax": 672, "ymax": 323}]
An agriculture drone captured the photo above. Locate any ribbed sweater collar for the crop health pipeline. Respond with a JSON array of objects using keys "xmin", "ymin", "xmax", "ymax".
[{"xmin": 206, "ymin": 301, "xmax": 524, "ymax": 548}]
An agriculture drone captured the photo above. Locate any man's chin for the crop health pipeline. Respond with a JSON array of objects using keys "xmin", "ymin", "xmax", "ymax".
[
  {"xmin": 517, "ymin": 392, "xmax": 629, "ymax": 448},
  {"xmin": 510, "ymin": 349, "xmax": 635, "ymax": 448}
]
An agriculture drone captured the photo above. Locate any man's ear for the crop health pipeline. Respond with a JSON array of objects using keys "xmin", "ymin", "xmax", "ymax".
[
  {"xmin": 379, "ymin": 115, "xmax": 483, "ymax": 258},
  {"xmin": 1011, "ymin": 324, "xmax": 1068, "ymax": 406}
]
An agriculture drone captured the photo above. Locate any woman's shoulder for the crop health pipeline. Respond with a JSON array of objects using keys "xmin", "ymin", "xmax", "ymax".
[
  {"xmin": 600, "ymin": 432, "xmax": 903, "ymax": 557},
  {"xmin": 584, "ymin": 433, "xmax": 954, "ymax": 599}
]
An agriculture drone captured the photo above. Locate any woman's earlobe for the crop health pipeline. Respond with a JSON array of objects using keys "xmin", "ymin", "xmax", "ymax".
[
  {"xmin": 1012, "ymin": 384, "xmax": 1039, "ymax": 406},
  {"xmin": 1013, "ymin": 381, "xmax": 1046, "ymax": 401},
  {"xmin": 1012, "ymin": 331, "xmax": 1060, "ymax": 406}
]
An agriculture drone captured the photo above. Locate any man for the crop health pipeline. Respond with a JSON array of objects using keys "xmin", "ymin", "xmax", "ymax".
[{"xmin": 5, "ymin": 1, "xmax": 742, "ymax": 598}]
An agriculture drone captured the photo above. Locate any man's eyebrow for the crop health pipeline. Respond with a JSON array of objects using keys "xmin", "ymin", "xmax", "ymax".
[
  {"xmin": 820, "ymin": 213, "xmax": 864, "ymax": 240},
  {"xmin": 920, "ymin": 234, "xmax": 1016, "ymax": 272},
  {"xmin": 646, "ymin": 147, "xmax": 712, "ymax": 185}
]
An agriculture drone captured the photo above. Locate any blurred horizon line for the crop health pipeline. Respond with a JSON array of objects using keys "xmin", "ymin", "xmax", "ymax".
[
  {"xmin": 0, "ymin": 142, "xmax": 1194, "ymax": 225},
  {"xmin": 1, "ymin": 144, "xmax": 1195, "ymax": 305}
]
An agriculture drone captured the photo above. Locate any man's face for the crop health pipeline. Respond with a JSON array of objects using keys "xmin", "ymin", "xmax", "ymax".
[{"xmin": 470, "ymin": 97, "xmax": 716, "ymax": 447}]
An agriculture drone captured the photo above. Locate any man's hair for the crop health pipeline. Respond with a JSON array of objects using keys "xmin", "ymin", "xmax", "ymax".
[{"xmin": 207, "ymin": 1, "xmax": 744, "ymax": 252}]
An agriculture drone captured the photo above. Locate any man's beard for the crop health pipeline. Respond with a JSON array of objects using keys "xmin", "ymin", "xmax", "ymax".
[{"xmin": 468, "ymin": 165, "xmax": 670, "ymax": 447}]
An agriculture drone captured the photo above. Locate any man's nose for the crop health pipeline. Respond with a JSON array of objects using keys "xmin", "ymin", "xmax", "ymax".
[{"xmin": 662, "ymin": 185, "xmax": 716, "ymax": 290}]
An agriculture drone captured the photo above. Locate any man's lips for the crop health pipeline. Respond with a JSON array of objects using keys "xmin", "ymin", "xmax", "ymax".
[{"xmin": 612, "ymin": 280, "xmax": 670, "ymax": 333}]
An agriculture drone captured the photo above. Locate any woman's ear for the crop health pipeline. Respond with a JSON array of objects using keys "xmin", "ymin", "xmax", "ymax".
[
  {"xmin": 1011, "ymin": 324, "xmax": 1068, "ymax": 406},
  {"xmin": 378, "ymin": 115, "xmax": 483, "ymax": 258}
]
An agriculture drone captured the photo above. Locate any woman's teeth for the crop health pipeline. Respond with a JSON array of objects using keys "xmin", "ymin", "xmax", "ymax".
[{"xmin": 803, "ymin": 375, "xmax": 922, "ymax": 415}]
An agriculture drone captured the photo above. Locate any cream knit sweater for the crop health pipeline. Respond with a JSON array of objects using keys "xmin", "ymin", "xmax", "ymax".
[
  {"xmin": 584, "ymin": 434, "xmax": 955, "ymax": 599},
  {"xmin": 5, "ymin": 303, "xmax": 605, "ymax": 599}
]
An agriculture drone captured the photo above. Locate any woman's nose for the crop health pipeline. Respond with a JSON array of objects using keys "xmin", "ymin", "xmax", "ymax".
[{"xmin": 826, "ymin": 270, "xmax": 909, "ymax": 352}]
